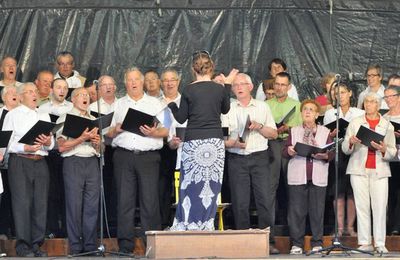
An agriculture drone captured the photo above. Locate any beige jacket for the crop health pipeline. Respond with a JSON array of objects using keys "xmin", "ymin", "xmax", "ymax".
[{"xmin": 342, "ymin": 115, "xmax": 396, "ymax": 178}]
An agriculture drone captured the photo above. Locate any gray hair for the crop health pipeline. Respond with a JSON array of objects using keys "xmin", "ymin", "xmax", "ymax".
[
  {"xmin": 98, "ymin": 75, "xmax": 116, "ymax": 86},
  {"xmin": 363, "ymin": 92, "xmax": 382, "ymax": 107},
  {"xmin": 16, "ymin": 82, "xmax": 36, "ymax": 95},
  {"xmin": 1, "ymin": 86, "xmax": 16, "ymax": 100},
  {"xmin": 234, "ymin": 73, "xmax": 253, "ymax": 85},
  {"xmin": 124, "ymin": 67, "xmax": 144, "ymax": 83},
  {"xmin": 161, "ymin": 68, "xmax": 181, "ymax": 81}
]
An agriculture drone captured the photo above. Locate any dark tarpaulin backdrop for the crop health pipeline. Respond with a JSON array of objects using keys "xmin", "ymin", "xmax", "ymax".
[{"xmin": 1, "ymin": 0, "xmax": 400, "ymax": 99}]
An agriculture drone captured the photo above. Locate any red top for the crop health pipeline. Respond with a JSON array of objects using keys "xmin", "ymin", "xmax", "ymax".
[
  {"xmin": 315, "ymin": 95, "xmax": 329, "ymax": 106},
  {"xmin": 365, "ymin": 117, "xmax": 380, "ymax": 169}
]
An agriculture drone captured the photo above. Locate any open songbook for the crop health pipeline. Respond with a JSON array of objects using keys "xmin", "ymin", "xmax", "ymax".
[
  {"xmin": 355, "ymin": 125, "xmax": 384, "ymax": 149},
  {"xmin": 62, "ymin": 112, "xmax": 114, "ymax": 138},
  {"xmin": 276, "ymin": 106, "xmax": 296, "ymax": 128},
  {"xmin": 121, "ymin": 108, "xmax": 160, "ymax": 137},
  {"xmin": 294, "ymin": 139, "xmax": 343, "ymax": 158},
  {"xmin": 19, "ymin": 120, "xmax": 64, "ymax": 145}
]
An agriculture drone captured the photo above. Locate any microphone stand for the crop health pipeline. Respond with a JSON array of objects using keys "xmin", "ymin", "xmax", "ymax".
[
  {"xmin": 69, "ymin": 80, "xmax": 134, "ymax": 258},
  {"xmin": 307, "ymin": 75, "xmax": 373, "ymax": 256}
]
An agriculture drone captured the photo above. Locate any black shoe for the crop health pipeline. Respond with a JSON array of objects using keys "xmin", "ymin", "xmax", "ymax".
[
  {"xmin": 269, "ymin": 244, "xmax": 280, "ymax": 255},
  {"xmin": 16, "ymin": 247, "xmax": 34, "ymax": 257},
  {"xmin": 33, "ymin": 248, "xmax": 48, "ymax": 257}
]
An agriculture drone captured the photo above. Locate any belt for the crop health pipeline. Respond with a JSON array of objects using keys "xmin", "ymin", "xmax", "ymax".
[
  {"xmin": 16, "ymin": 153, "xmax": 44, "ymax": 161},
  {"xmin": 117, "ymin": 147, "xmax": 157, "ymax": 155}
]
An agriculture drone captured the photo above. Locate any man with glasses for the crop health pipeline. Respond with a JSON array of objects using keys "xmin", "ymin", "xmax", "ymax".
[
  {"xmin": 266, "ymin": 72, "xmax": 302, "ymax": 251},
  {"xmin": 89, "ymin": 75, "xmax": 119, "ymax": 230},
  {"xmin": 2, "ymin": 82, "xmax": 54, "ymax": 257},
  {"xmin": 56, "ymin": 87, "xmax": 101, "ymax": 255},
  {"xmin": 158, "ymin": 68, "xmax": 184, "ymax": 228},
  {"xmin": 225, "ymin": 73, "xmax": 278, "ymax": 254},
  {"xmin": 144, "ymin": 70, "xmax": 162, "ymax": 98},
  {"xmin": 54, "ymin": 51, "xmax": 86, "ymax": 89},
  {"xmin": 357, "ymin": 64, "xmax": 388, "ymax": 109}
]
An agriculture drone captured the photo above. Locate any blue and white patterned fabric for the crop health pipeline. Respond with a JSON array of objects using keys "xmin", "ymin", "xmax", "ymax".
[{"xmin": 170, "ymin": 138, "xmax": 225, "ymax": 231}]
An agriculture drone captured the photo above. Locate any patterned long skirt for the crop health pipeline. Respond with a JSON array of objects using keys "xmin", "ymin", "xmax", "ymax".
[{"xmin": 170, "ymin": 138, "xmax": 225, "ymax": 231}]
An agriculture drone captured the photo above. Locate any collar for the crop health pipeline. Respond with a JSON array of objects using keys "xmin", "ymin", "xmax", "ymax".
[
  {"xmin": 235, "ymin": 97, "xmax": 257, "ymax": 107},
  {"xmin": 70, "ymin": 106, "xmax": 90, "ymax": 118},
  {"xmin": 56, "ymin": 70, "xmax": 79, "ymax": 80},
  {"xmin": 20, "ymin": 104, "xmax": 37, "ymax": 113}
]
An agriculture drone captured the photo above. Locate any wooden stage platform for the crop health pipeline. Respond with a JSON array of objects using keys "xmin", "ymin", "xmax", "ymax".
[{"xmin": 1, "ymin": 235, "xmax": 400, "ymax": 258}]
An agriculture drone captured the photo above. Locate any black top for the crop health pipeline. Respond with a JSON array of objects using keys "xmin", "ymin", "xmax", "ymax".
[{"xmin": 168, "ymin": 81, "xmax": 231, "ymax": 141}]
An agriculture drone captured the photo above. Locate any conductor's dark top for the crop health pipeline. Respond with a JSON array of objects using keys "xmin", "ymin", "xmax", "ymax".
[{"xmin": 168, "ymin": 81, "xmax": 231, "ymax": 141}]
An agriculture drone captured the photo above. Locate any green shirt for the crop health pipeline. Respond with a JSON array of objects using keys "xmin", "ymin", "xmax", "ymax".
[{"xmin": 266, "ymin": 97, "xmax": 302, "ymax": 139}]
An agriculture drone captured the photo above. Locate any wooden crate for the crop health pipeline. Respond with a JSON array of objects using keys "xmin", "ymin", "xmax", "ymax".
[{"xmin": 146, "ymin": 228, "xmax": 270, "ymax": 259}]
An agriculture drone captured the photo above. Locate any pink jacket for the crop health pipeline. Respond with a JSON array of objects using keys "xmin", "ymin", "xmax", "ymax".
[{"xmin": 287, "ymin": 125, "xmax": 331, "ymax": 187}]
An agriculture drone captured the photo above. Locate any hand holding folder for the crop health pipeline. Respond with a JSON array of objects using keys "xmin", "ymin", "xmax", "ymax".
[
  {"xmin": 324, "ymin": 118, "xmax": 349, "ymax": 138},
  {"xmin": 121, "ymin": 108, "xmax": 160, "ymax": 137},
  {"xmin": 62, "ymin": 112, "xmax": 114, "ymax": 138},
  {"xmin": 355, "ymin": 125, "xmax": 384, "ymax": 149},
  {"xmin": 294, "ymin": 140, "xmax": 340, "ymax": 158},
  {"xmin": 19, "ymin": 120, "xmax": 63, "ymax": 145},
  {"xmin": 239, "ymin": 115, "xmax": 251, "ymax": 143},
  {"xmin": 276, "ymin": 106, "xmax": 296, "ymax": 128}
]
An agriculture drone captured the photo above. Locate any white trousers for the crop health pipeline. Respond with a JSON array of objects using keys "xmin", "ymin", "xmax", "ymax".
[{"xmin": 350, "ymin": 174, "xmax": 388, "ymax": 247}]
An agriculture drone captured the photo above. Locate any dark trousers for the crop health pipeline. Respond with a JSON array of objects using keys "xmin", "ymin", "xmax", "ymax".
[
  {"xmin": 46, "ymin": 150, "xmax": 66, "ymax": 237},
  {"xmin": 103, "ymin": 145, "xmax": 117, "ymax": 229},
  {"xmin": 114, "ymin": 148, "xmax": 161, "ymax": 252},
  {"xmin": 63, "ymin": 156, "xmax": 100, "ymax": 254},
  {"xmin": 8, "ymin": 154, "xmax": 49, "ymax": 252},
  {"xmin": 159, "ymin": 144, "xmax": 177, "ymax": 228},
  {"xmin": 388, "ymin": 162, "xmax": 400, "ymax": 232},
  {"xmin": 268, "ymin": 139, "xmax": 289, "ymax": 235},
  {"xmin": 0, "ymin": 169, "xmax": 14, "ymax": 237},
  {"xmin": 288, "ymin": 182, "xmax": 326, "ymax": 248},
  {"xmin": 227, "ymin": 150, "xmax": 274, "ymax": 230}
]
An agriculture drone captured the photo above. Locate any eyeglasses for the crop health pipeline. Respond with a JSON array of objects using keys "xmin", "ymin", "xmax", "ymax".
[
  {"xmin": 274, "ymin": 83, "xmax": 289, "ymax": 88},
  {"xmin": 366, "ymin": 74, "xmax": 380, "ymax": 78},
  {"xmin": 75, "ymin": 93, "xmax": 89, "ymax": 98},
  {"xmin": 58, "ymin": 62, "xmax": 73, "ymax": 67},
  {"xmin": 192, "ymin": 50, "xmax": 210, "ymax": 60},
  {"xmin": 233, "ymin": 82, "xmax": 250, "ymax": 87},
  {"xmin": 162, "ymin": 79, "xmax": 178, "ymax": 84},
  {"xmin": 383, "ymin": 94, "xmax": 399, "ymax": 99}
]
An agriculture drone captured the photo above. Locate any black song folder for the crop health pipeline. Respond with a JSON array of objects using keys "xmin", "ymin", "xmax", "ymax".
[
  {"xmin": 355, "ymin": 125, "xmax": 385, "ymax": 149},
  {"xmin": 276, "ymin": 106, "xmax": 296, "ymax": 128},
  {"xmin": 239, "ymin": 115, "xmax": 251, "ymax": 143},
  {"xmin": 62, "ymin": 112, "xmax": 114, "ymax": 138},
  {"xmin": 294, "ymin": 141, "xmax": 337, "ymax": 158},
  {"xmin": 390, "ymin": 121, "xmax": 400, "ymax": 144},
  {"xmin": 49, "ymin": 114, "xmax": 60, "ymax": 123},
  {"xmin": 121, "ymin": 108, "xmax": 159, "ymax": 136},
  {"xmin": 324, "ymin": 118, "xmax": 349, "ymax": 138},
  {"xmin": 0, "ymin": 130, "xmax": 12, "ymax": 148},
  {"xmin": 19, "ymin": 120, "xmax": 63, "ymax": 145}
]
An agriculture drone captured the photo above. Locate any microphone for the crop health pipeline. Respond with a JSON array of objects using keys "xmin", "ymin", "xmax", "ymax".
[
  {"xmin": 93, "ymin": 80, "xmax": 99, "ymax": 86},
  {"xmin": 332, "ymin": 74, "xmax": 342, "ymax": 86}
]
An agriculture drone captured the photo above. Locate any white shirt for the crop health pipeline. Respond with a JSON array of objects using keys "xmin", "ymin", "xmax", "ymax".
[
  {"xmin": 324, "ymin": 107, "xmax": 365, "ymax": 125},
  {"xmin": 2, "ymin": 105, "xmax": 54, "ymax": 155},
  {"xmin": 56, "ymin": 107, "xmax": 99, "ymax": 158},
  {"xmin": 111, "ymin": 94, "xmax": 165, "ymax": 151},
  {"xmin": 161, "ymin": 94, "xmax": 187, "ymax": 169},
  {"xmin": 38, "ymin": 99, "xmax": 73, "ymax": 116},
  {"xmin": 225, "ymin": 98, "xmax": 277, "ymax": 155},
  {"xmin": 54, "ymin": 70, "xmax": 84, "ymax": 89},
  {"xmin": 356, "ymin": 85, "xmax": 388, "ymax": 109},
  {"xmin": 90, "ymin": 97, "xmax": 118, "ymax": 145},
  {"xmin": 255, "ymin": 82, "xmax": 299, "ymax": 101}
]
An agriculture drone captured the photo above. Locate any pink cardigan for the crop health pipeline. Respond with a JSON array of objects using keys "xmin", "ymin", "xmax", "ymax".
[{"xmin": 287, "ymin": 125, "xmax": 331, "ymax": 187}]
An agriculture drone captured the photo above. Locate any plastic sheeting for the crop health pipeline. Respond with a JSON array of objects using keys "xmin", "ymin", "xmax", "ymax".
[{"xmin": 0, "ymin": 0, "xmax": 400, "ymax": 99}]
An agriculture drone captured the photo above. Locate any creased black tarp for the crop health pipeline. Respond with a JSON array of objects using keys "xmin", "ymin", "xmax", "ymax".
[{"xmin": 0, "ymin": 0, "xmax": 400, "ymax": 99}]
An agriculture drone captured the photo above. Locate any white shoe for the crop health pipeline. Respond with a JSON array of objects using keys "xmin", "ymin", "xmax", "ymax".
[
  {"xmin": 351, "ymin": 245, "xmax": 374, "ymax": 254},
  {"xmin": 311, "ymin": 246, "xmax": 323, "ymax": 254},
  {"xmin": 290, "ymin": 246, "xmax": 303, "ymax": 255},
  {"xmin": 375, "ymin": 246, "xmax": 388, "ymax": 254}
]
